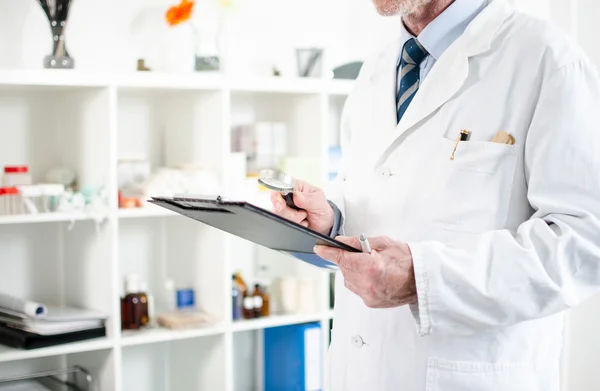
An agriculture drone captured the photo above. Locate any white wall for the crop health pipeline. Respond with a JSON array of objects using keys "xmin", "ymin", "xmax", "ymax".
[{"xmin": 0, "ymin": 0, "xmax": 399, "ymax": 76}]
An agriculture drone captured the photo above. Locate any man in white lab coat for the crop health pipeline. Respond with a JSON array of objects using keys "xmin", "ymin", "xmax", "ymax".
[{"xmin": 271, "ymin": 0, "xmax": 600, "ymax": 390}]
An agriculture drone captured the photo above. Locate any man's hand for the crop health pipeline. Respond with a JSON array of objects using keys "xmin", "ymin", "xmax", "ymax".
[
  {"xmin": 315, "ymin": 236, "xmax": 417, "ymax": 308},
  {"xmin": 270, "ymin": 180, "xmax": 335, "ymax": 236}
]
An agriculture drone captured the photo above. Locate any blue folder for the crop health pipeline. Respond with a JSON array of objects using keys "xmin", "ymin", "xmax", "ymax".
[{"xmin": 264, "ymin": 322, "xmax": 322, "ymax": 391}]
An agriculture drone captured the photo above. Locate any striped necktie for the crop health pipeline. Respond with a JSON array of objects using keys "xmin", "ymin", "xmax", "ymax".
[{"xmin": 397, "ymin": 38, "xmax": 428, "ymax": 123}]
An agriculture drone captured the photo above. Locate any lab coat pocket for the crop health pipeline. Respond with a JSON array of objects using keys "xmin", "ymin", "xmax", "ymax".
[
  {"xmin": 428, "ymin": 138, "xmax": 520, "ymax": 233},
  {"xmin": 426, "ymin": 358, "xmax": 537, "ymax": 391}
]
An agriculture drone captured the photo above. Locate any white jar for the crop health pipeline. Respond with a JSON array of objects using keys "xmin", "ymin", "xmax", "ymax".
[
  {"xmin": 3, "ymin": 166, "xmax": 31, "ymax": 187},
  {"xmin": 38, "ymin": 184, "xmax": 65, "ymax": 212},
  {"xmin": 2, "ymin": 187, "xmax": 23, "ymax": 215},
  {"xmin": 17, "ymin": 185, "xmax": 42, "ymax": 214}
]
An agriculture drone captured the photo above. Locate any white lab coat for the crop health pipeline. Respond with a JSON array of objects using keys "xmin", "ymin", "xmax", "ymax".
[{"xmin": 327, "ymin": 0, "xmax": 600, "ymax": 390}]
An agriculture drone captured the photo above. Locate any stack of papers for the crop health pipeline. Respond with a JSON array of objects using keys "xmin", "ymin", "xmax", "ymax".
[
  {"xmin": 0, "ymin": 306, "xmax": 106, "ymax": 336},
  {"xmin": 0, "ymin": 294, "xmax": 107, "ymax": 349},
  {"xmin": 0, "ymin": 293, "xmax": 47, "ymax": 318}
]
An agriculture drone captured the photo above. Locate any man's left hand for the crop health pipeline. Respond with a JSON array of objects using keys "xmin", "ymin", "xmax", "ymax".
[{"xmin": 314, "ymin": 236, "xmax": 417, "ymax": 308}]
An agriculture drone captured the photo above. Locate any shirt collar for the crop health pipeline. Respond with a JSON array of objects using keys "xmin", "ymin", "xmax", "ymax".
[{"xmin": 399, "ymin": 0, "xmax": 488, "ymax": 62}]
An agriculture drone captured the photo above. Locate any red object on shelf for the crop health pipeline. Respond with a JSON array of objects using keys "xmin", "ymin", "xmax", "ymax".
[
  {"xmin": 4, "ymin": 166, "xmax": 29, "ymax": 174},
  {"xmin": 122, "ymin": 197, "xmax": 139, "ymax": 209},
  {"xmin": 1, "ymin": 187, "xmax": 19, "ymax": 195}
]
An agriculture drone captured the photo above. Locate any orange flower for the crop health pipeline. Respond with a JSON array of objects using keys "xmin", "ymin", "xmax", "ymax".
[{"xmin": 166, "ymin": 0, "xmax": 195, "ymax": 27}]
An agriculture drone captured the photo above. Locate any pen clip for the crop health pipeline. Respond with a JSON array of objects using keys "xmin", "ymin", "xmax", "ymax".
[{"xmin": 450, "ymin": 130, "xmax": 470, "ymax": 160}]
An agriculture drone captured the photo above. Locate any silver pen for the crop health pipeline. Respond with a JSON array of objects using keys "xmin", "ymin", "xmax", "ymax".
[{"xmin": 359, "ymin": 234, "xmax": 372, "ymax": 254}]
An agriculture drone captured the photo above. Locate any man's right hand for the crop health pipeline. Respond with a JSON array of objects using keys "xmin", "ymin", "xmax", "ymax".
[{"xmin": 270, "ymin": 180, "xmax": 335, "ymax": 236}]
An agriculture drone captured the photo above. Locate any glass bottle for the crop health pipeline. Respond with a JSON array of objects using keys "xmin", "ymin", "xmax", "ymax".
[
  {"xmin": 243, "ymin": 296, "xmax": 255, "ymax": 319},
  {"xmin": 252, "ymin": 284, "xmax": 264, "ymax": 318},
  {"xmin": 261, "ymin": 285, "xmax": 271, "ymax": 317},
  {"xmin": 120, "ymin": 297, "xmax": 126, "ymax": 329},
  {"xmin": 122, "ymin": 274, "xmax": 142, "ymax": 330},
  {"xmin": 234, "ymin": 272, "xmax": 248, "ymax": 298},
  {"xmin": 232, "ymin": 275, "xmax": 242, "ymax": 321},
  {"xmin": 139, "ymin": 282, "xmax": 149, "ymax": 327}
]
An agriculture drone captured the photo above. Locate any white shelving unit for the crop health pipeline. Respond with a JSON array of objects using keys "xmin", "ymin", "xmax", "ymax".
[{"xmin": 0, "ymin": 70, "xmax": 350, "ymax": 391}]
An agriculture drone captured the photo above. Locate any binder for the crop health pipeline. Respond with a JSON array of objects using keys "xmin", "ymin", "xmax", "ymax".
[
  {"xmin": 0, "ymin": 323, "xmax": 106, "ymax": 350},
  {"xmin": 149, "ymin": 196, "xmax": 359, "ymax": 270},
  {"xmin": 264, "ymin": 322, "xmax": 322, "ymax": 391}
]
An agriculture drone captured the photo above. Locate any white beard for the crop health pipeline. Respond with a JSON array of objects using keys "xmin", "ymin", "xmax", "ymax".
[
  {"xmin": 399, "ymin": 0, "xmax": 435, "ymax": 15},
  {"xmin": 376, "ymin": 0, "xmax": 435, "ymax": 16}
]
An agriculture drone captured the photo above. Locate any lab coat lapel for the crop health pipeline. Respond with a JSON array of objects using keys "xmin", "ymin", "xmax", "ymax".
[
  {"xmin": 372, "ymin": 0, "xmax": 515, "ymax": 165},
  {"xmin": 368, "ymin": 37, "xmax": 404, "ymax": 143}
]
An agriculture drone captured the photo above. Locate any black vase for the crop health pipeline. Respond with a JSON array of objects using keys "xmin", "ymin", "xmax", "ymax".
[
  {"xmin": 44, "ymin": 20, "xmax": 74, "ymax": 69},
  {"xmin": 38, "ymin": 0, "xmax": 75, "ymax": 69}
]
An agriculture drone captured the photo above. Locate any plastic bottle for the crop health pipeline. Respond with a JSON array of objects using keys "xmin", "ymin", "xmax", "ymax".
[
  {"xmin": 164, "ymin": 279, "xmax": 176, "ymax": 312},
  {"xmin": 3, "ymin": 166, "xmax": 31, "ymax": 187},
  {"xmin": 232, "ymin": 275, "xmax": 242, "ymax": 321},
  {"xmin": 147, "ymin": 292, "xmax": 155, "ymax": 327},
  {"xmin": 122, "ymin": 274, "xmax": 142, "ymax": 330}
]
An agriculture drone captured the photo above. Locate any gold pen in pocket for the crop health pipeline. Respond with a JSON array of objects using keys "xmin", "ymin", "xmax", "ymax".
[{"xmin": 450, "ymin": 130, "xmax": 471, "ymax": 160}]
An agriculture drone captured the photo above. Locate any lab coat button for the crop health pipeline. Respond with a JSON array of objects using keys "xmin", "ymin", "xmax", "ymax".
[{"xmin": 351, "ymin": 335, "xmax": 364, "ymax": 348}]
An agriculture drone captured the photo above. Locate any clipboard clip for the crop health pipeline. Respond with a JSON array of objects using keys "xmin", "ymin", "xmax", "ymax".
[{"xmin": 173, "ymin": 194, "xmax": 227, "ymax": 203}]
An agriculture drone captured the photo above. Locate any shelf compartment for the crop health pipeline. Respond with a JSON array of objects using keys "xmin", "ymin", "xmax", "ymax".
[
  {"xmin": 122, "ymin": 335, "xmax": 226, "ymax": 391},
  {"xmin": 120, "ymin": 325, "xmax": 226, "ymax": 347},
  {"xmin": 119, "ymin": 218, "xmax": 228, "ymax": 322},
  {"xmin": 0, "ymin": 87, "xmax": 111, "ymax": 190},
  {"xmin": 0, "ymin": 337, "xmax": 113, "ymax": 363},
  {"xmin": 117, "ymin": 89, "xmax": 227, "ymax": 182},
  {"xmin": 0, "ymin": 221, "xmax": 116, "ymax": 342},
  {"xmin": 230, "ymin": 91, "xmax": 325, "ymax": 185}
]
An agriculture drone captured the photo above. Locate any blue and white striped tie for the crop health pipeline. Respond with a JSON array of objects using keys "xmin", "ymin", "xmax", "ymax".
[{"xmin": 397, "ymin": 38, "xmax": 428, "ymax": 123}]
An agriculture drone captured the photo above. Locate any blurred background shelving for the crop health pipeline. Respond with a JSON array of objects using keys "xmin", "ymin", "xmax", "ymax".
[{"xmin": 0, "ymin": 71, "xmax": 349, "ymax": 390}]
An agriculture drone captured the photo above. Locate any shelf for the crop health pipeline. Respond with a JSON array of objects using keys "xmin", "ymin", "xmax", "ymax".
[
  {"xmin": 0, "ymin": 337, "xmax": 113, "ymax": 363},
  {"xmin": 117, "ymin": 207, "xmax": 178, "ymax": 219},
  {"xmin": 0, "ymin": 212, "xmax": 107, "ymax": 225},
  {"xmin": 230, "ymin": 77, "xmax": 325, "ymax": 94},
  {"xmin": 0, "ymin": 70, "xmax": 354, "ymax": 96},
  {"xmin": 113, "ymin": 72, "xmax": 223, "ymax": 91},
  {"xmin": 230, "ymin": 312, "xmax": 330, "ymax": 332},
  {"xmin": 121, "ymin": 325, "xmax": 226, "ymax": 347},
  {"xmin": 0, "ymin": 69, "xmax": 109, "ymax": 90}
]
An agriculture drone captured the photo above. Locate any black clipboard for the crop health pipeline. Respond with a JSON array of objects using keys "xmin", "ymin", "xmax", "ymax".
[{"xmin": 148, "ymin": 195, "xmax": 359, "ymax": 270}]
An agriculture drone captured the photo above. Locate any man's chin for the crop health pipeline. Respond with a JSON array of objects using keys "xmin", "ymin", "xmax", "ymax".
[
  {"xmin": 373, "ymin": 0, "xmax": 434, "ymax": 17},
  {"xmin": 372, "ymin": 0, "xmax": 402, "ymax": 16}
]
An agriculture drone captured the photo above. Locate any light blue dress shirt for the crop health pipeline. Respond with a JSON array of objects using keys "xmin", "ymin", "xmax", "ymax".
[
  {"xmin": 397, "ymin": 0, "xmax": 488, "ymax": 92},
  {"xmin": 330, "ymin": 0, "xmax": 488, "ymax": 238}
]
